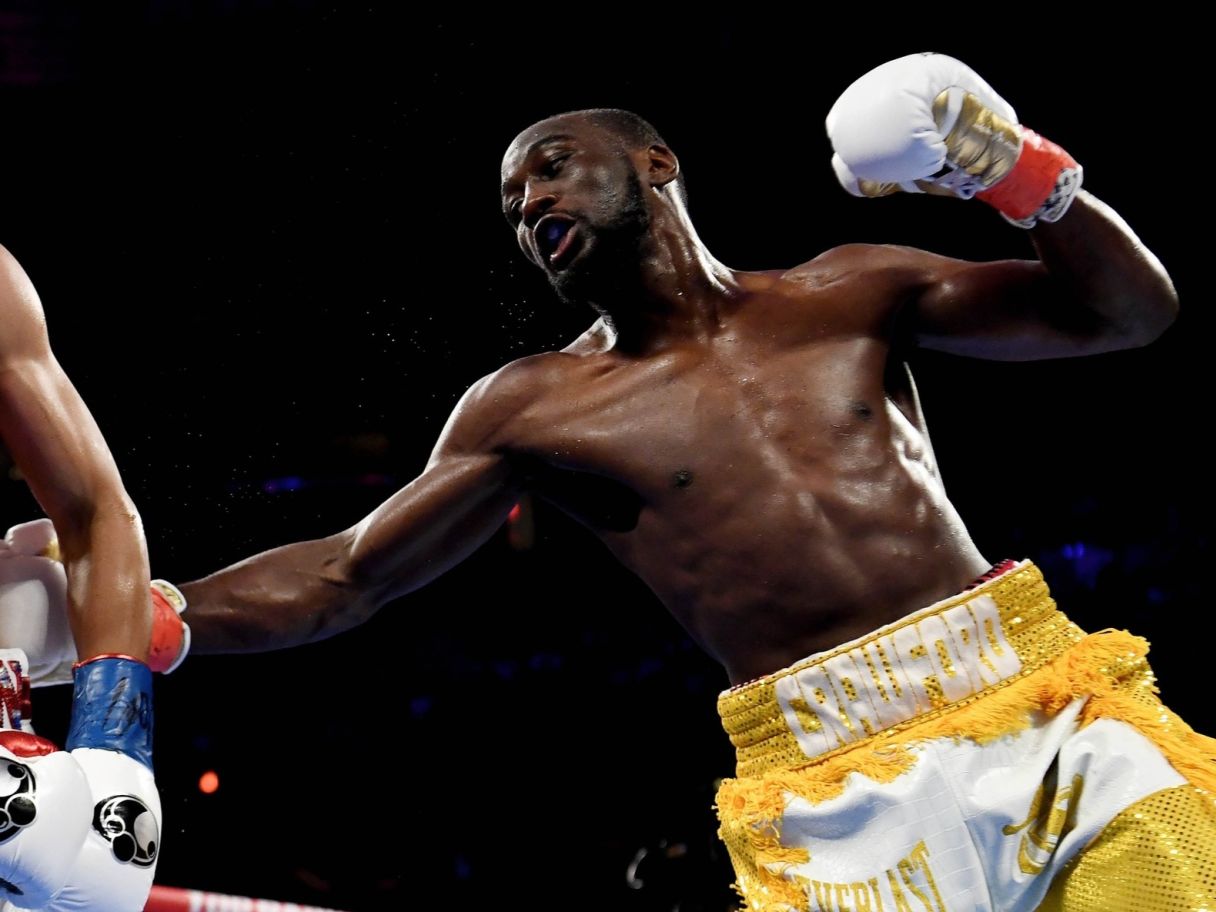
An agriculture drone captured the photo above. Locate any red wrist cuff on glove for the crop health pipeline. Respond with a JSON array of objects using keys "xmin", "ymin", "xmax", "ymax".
[
  {"xmin": 148, "ymin": 583, "xmax": 186, "ymax": 673},
  {"xmin": 0, "ymin": 729, "xmax": 58, "ymax": 757},
  {"xmin": 977, "ymin": 128, "xmax": 1078, "ymax": 223}
]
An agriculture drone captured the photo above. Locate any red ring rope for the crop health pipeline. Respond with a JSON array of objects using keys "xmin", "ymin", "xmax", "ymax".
[{"xmin": 143, "ymin": 885, "xmax": 350, "ymax": 911}]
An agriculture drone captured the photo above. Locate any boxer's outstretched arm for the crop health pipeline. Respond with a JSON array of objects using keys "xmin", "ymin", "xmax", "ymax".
[
  {"xmin": 894, "ymin": 191, "xmax": 1179, "ymax": 361},
  {"xmin": 0, "ymin": 245, "xmax": 151, "ymax": 660},
  {"xmin": 180, "ymin": 363, "xmax": 535, "ymax": 653}
]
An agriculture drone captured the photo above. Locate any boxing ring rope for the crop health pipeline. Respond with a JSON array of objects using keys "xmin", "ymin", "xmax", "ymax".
[{"xmin": 143, "ymin": 885, "xmax": 349, "ymax": 912}]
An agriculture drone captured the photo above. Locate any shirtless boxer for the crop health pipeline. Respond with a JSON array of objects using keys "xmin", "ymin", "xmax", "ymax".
[
  {"xmin": 0, "ymin": 245, "xmax": 183, "ymax": 911},
  {"xmin": 49, "ymin": 54, "xmax": 1211, "ymax": 909}
]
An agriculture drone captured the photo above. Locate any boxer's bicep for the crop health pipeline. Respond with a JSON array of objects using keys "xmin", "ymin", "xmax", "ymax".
[
  {"xmin": 895, "ymin": 248, "xmax": 1111, "ymax": 361},
  {"xmin": 347, "ymin": 447, "xmax": 523, "ymax": 604},
  {"xmin": 0, "ymin": 355, "xmax": 118, "ymax": 526},
  {"xmin": 347, "ymin": 356, "xmax": 552, "ymax": 607},
  {"xmin": 0, "ymin": 244, "xmax": 128, "ymax": 527},
  {"xmin": 346, "ymin": 367, "xmax": 533, "ymax": 601},
  {"xmin": 897, "ymin": 190, "xmax": 1178, "ymax": 361}
]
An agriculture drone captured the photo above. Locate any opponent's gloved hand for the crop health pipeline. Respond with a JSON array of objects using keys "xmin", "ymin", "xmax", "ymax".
[
  {"xmin": 826, "ymin": 52, "xmax": 1082, "ymax": 227},
  {"xmin": 0, "ymin": 654, "xmax": 162, "ymax": 912},
  {"xmin": 44, "ymin": 655, "xmax": 161, "ymax": 912},
  {"xmin": 0, "ymin": 733, "xmax": 94, "ymax": 908},
  {"xmin": 0, "ymin": 521, "xmax": 75, "ymax": 689},
  {"xmin": 0, "ymin": 519, "xmax": 191, "ymax": 687},
  {"xmin": 0, "ymin": 647, "xmax": 92, "ymax": 907},
  {"xmin": 147, "ymin": 580, "xmax": 190, "ymax": 676}
]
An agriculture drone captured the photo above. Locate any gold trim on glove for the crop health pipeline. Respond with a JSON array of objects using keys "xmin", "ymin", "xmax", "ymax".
[{"xmin": 933, "ymin": 90, "xmax": 1023, "ymax": 188}]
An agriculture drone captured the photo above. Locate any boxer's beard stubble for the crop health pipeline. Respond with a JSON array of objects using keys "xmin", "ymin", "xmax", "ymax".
[{"xmin": 549, "ymin": 167, "xmax": 650, "ymax": 316}]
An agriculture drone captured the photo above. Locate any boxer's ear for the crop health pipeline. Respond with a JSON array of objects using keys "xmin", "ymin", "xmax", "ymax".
[{"xmin": 643, "ymin": 143, "xmax": 679, "ymax": 191}]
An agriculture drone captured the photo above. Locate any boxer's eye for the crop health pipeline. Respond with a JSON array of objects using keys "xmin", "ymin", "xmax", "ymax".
[{"xmin": 540, "ymin": 153, "xmax": 572, "ymax": 178}]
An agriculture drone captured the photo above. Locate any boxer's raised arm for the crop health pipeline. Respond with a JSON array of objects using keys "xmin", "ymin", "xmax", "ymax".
[
  {"xmin": 0, "ymin": 245, "xmax": 151, "ymax": 661},
  {"xmin": 918, "ymin": 192, "xmax": 1176, "ymax": 359},
  {"xmin": 180, "ymin": 361, "xmax": 540, "ymax": 653},
  {"xmin": 824, "ymin": 53, "xmax": 1179, "ymax": 362}
]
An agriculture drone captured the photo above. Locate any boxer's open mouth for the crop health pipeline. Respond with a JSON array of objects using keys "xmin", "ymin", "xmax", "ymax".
[{"xmin": 535, "ymin": 215, "xmax": 579, "ymax": 268}]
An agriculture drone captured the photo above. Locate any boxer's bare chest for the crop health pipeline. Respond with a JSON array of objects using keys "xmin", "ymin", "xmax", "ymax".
[{"xmin": 506, "ymin": 272, "xmax": 921, "ymax": 535}]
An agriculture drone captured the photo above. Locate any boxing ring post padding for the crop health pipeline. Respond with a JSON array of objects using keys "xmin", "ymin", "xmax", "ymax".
[{"xmin": 144, "ymin": 885, "xmax": 350, "ymax": 912}]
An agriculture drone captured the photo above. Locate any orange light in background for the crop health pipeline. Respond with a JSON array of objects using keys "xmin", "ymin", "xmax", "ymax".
[{"xmin": 198, "ymin": 770, "xmax": 220, "ymax": 794}]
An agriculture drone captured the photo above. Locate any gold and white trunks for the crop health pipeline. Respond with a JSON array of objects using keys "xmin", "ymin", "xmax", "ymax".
[{"xmin": 715, "ymin": 561, "xmax": 1216, "ymax": 912}]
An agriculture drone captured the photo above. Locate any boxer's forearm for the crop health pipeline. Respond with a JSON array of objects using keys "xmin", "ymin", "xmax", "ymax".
[
  {"xmin": 1029, "ymin": 191, "xmax": 1178, "ymax": 347},
  {"xmin": 181, "ymin": 460, "xmax": 521, "ymax": 653},
  {"xmin": 58, "ymin": 492, "xmax": 153, "ymax": 661},
  {"xmin": 181, "ymin": 371, "xmax": 530, "ymax": 654},
  {"xmin": 179, "ymin": 531, "xmax": 374, "ymax": 653}
]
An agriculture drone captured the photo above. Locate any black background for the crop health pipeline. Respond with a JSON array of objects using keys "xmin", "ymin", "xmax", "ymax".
[{"xmin": 1, "ymin": 6, "xmax": 1207, "ymax": 910}]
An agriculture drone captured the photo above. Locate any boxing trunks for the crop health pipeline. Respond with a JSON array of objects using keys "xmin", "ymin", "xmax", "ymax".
[{"xmin": 715, "ymin": 561, "xmax": 1216, "ymax": 911}]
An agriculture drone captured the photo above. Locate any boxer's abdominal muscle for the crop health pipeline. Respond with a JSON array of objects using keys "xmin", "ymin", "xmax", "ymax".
[{"xmin": 514, "ymin": 310, "xmax": 989, "ymax": 685}]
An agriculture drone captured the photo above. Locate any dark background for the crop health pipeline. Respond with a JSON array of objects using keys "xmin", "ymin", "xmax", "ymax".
[{"xmin": 0, "ymin": 6, "xmax": 1206, "ymax": 910}]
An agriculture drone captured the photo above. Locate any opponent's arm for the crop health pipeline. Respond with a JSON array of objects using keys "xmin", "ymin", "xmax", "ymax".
[
  {"xmin": 0, "ymin": 245, "xmax": 151, "ymax": 660},
  {"xmin": 0, "ymin": 250, "xmax": 161, "ymax": 909},
  {"xmin": 179, "ymin": 361, "xmax": 539, "ymax": 653},
  {"xmin": 826, "ymin": 54, "xmax": 1178, "ymax": 361}
]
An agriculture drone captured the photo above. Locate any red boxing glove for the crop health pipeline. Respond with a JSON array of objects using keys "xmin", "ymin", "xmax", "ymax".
[{"xmin": 147, "ymin": 580, "xmax": 190, "ymax": 674}]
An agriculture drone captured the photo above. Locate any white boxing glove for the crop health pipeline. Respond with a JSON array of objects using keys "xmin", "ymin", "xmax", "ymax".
[
  {"xmin": 39, "ymin": 656, "xmax": 161, "ymax": 912},
  {"xmin": 826, "ymin": 52, "xmax": 1082, "ymax": 227},
  {"xmin": 0, "ymin": 647, "xmax": 92, "ymax": 908},
  {"xmin": 0, "ymin": 521, "xmax": 76, "ymax": 690},
  {"xmin": 39, "ymin": 749, "xmax": 161, "ymax": 912},
  {"xmin": 0, "ymin": 649, "xmax": 160, "ymax": 912},
  {"xmin": 0, "ymin": 519, "xmax": 191, "ymax": 687},
  {"xmin": 0, "ymin": 735, "xmax": 93, "ymax": 910}
]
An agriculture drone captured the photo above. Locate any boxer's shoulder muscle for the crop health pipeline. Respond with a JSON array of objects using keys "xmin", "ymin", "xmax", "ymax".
[
  {"xmin": 432, "ymin": 349, "xmax": 581, "ymax": 460},
  {"xmin": 782, "ymin": 243, "xmax": 943, "ymax": 291},
  {"xmin": 773, "ymin": 242, "xmax": 944, "ymax": 335}
]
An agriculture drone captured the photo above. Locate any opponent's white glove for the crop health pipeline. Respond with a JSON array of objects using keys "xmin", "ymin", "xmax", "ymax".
[
  {"xmin": 43, "ymin": 655, "xmax": 161, "ymax": 911},
  {"xmin": 0, "ymin": 522, "xmax": 75, "ymax": 689},
  {"xmin": 0, "ymin": 519, "xmax": 191, "ymax": 687},
  {"xmin": 826, "ymin": 52, "xmax": 1082, "ymax": 227},
  {"xmin": 0, "ymin": 647, "xmax": 91, "ymax": 908},
  {"xmin": 0, "ymin": 654, "xmax": 161, "ymax": 912},
  {"xmin": 0, "ymin": 731, "xmax": 93, "ymax": 909}
]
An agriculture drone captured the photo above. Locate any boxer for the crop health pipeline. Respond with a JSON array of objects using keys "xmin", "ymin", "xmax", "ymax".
[
  {"xmin": 18, "ymin": 54, "xmax": 1212, "ymax": 909},
  {"xmin": 0, "ymin": 246, "xmax": 174, "ymax": 911}
]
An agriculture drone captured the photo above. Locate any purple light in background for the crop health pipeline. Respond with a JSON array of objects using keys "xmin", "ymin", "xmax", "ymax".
[
  {"xmin": 258, "ymin": 474, "xmax": 396, "ymax": 493},
  {"xmin": 263, "ymin": 476, "xmax": 305, "ymax": 493},
  {"xmin": 1056, "ymin": 541, "xmax": 1113, "ymax": 590}
]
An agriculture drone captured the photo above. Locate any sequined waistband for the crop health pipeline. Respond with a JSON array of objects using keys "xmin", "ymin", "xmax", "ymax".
[{"xmin": 717, "ymin": 560, "xmax": 1085, "ymax": 778}]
